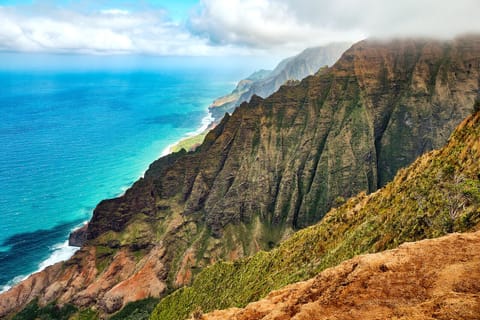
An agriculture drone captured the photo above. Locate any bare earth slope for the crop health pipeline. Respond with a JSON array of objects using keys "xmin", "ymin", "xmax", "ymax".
[{"xmin": 202, "ymin": 230, "xmax": 480, "ymax": 320}]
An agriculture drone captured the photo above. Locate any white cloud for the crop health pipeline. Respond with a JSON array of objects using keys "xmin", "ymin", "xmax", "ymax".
[
  {"xmin": 0, "ymin": 5, "xmax": 243, "ymax": 55},
  {"xmin": 0, "ymin": 1, "xmax": 479, "ymax": 56},
  {"xmin": 189, "ymin": 0, "xmax": 364, "ymax": 52},
  {"xmin": 190, "ymin": 0, "xmax": 480, "ymax": 52},
  {"xmin": 100, "ymin": 9, "xmax": 130, "ymax": 16}
]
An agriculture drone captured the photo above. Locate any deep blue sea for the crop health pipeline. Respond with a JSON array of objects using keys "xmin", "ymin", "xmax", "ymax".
[{"xmin": 0, "ymin": 53, "xmax": 270, "ymax": 292}]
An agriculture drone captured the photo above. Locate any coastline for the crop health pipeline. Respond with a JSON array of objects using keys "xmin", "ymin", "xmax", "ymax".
[
  {"xmin": 164, "ymin": 109, "xmax": 215, "ymax": 155},
  {"xmin": 0, "ymin": 229, "xmax": 82, "ymax": 293},
  {"xmin": 166, "ymin": 108, "xmax": 218, "ymax": 154},
  {"xmin": 0, "ymin": 99, "xmax": 221, "ymax": 295}
]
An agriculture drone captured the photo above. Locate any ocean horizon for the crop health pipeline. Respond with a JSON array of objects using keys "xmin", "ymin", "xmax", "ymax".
[{"xmin": 0, "ymin": 53, "xmax": 271, "ymax": 292}]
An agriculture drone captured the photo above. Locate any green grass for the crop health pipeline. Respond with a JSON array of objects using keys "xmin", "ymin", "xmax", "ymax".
[
  {"xmin": 171, "ymin": 133, "xmax": 208, "ymax": 153},
  {"xmin": 71, "ymin": 309, "xmax": 99, "ymax": 320}
]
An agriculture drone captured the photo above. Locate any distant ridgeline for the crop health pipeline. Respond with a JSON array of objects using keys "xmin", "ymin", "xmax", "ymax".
[
  {"xmin": 2, "ymin": 36, "xmax": 480, "ymax": 320},
  {"xmin": 208, "ymin": 42, "xmax": 352, "ymax": 121}
]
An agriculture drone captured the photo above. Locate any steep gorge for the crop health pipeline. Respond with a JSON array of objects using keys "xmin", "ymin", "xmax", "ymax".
[{"xmin": 1, "ymin": 36, "xmax": 480, "ymax": 318}]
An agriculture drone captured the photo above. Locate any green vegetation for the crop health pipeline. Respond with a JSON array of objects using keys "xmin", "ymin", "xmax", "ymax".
[
  {"xmin": 109, "ymin": 298, "xmax": 159, "ymax": 320},
  {"xmin": 12, "ymin": 299, "xmax": 77, "ymax": 320},
  {"xmin": 171, "ymin": 133, "xmax": 208, "ymax": 153},
  {"xmin": 151, "ymin": 113, "xmax": 480, "ymax": 320},
  {"xmin": 70, "ymin": 309, "xmax": 99, "ymax": 320},
  {"xmin": 95, "ymin": 245, "xmax": 117, "ymax": 273},
  {"xmin": 11, "ymin": 300, "xmax": 100, "ymax": 320}
]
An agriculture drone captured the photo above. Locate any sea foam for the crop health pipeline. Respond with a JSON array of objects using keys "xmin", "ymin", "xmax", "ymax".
[{"xmin": 0, "ymin": 238, "xmax": 80, "ymax": 293}]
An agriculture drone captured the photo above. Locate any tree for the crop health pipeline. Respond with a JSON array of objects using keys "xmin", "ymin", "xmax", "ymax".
[{"xmin": 445, "ymin": 174, "xmax": 480, "ymax": 222}]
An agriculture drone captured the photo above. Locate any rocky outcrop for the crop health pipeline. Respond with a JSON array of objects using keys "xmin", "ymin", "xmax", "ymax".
[
  {"xmin": 201, "ymin": 231, "xmax": 480, "ymax": 320},
  {"xmin": 209, "ymin": 43, "xmax": 351, "ymax": 120},
  {"xmin": 0, "ymin": 245, "xmax": 167, "ymax": 317},
  {"xmin": 2, "ymin": 36, "xmax": 480, "ymax": 318},
  {"xmin": 68, "ymin": 223, "xmax": 88, "ymax": 247}
]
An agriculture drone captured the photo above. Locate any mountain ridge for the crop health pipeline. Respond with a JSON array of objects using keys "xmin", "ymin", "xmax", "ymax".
[
  {"xmin": 1, "ymin": 36, "xmax": 480, "ymax": 318},
  {"xmin": 208, "ymin": 43, "xmax": 351, "ymax": 121}
]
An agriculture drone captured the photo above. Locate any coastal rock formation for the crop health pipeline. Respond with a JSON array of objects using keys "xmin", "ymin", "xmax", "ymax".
[
  {"xmin": 2, "ymin": 36, "xmax": 480, "ymax": 318},
  {"xmin": 209, "ymin": 43, "xmax": 351, "ymax": 120},
  {"xmin": 68, "ymin": 224, "xmax": 88, "ymax": 247},
  {"xmin": 200, "ymin": 231, "xmax": 480, "ymax": 320}
]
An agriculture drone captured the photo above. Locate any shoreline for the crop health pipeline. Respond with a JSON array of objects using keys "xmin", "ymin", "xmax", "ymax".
[
  {"xmin": 0, "ymin": 98, "xmax": 222, "ymax": 295},
  {"xmin": 166, "ymin": 109, "xmax": 218, "ymax": 154},
  {"xmin": 167, "ymin": 111, "xmax": 215, "ymax": 155},
  {"xmin": 0, "ymin": 223, "xmax": 84, "ymax": 293}
]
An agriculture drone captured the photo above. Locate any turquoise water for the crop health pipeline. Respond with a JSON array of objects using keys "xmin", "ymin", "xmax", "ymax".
[{"xmin": 0, "ymin": 54, "xmax": 266, "ymax": 291}]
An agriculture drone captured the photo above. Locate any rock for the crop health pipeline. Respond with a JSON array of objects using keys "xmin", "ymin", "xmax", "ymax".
[
  {"xmin": 151, "ymin": 111, "xmax": 480, "ymax": 320},
  {"xmin": 68, "ymin": 224, "xmax": 88, "ymax": 247}
]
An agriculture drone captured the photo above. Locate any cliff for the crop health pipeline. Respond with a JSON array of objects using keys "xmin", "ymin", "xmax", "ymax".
[
  {"xmin": 200, "ymin": 230, "xmax": 480, "ymax": 320},
  {"xmin": 208, "ymin": 43, "xmax": 351, "ymax": 120},
  {"xmin": 152, "ymin": 110, "xmax": 480, "ymax": 320},
  {"xmin": 1, "ymin": 36, "xmax": 480, "ymax": 318}
]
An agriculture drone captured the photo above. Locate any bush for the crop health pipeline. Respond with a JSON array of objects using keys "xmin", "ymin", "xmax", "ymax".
[
  {"xmin": 109, "ymin": 297, "xmax": 160, "ymax": 320},
  {"xmin": 13, "ymin": 299, "xmax": 77, "ymax": 320}
]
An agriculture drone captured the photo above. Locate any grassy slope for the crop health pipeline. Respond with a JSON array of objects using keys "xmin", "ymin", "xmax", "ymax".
[
  {"xmin": 151, "ymin": 112, "xmax": 480, "ymax": 320},
  {"xmin": 170, "ymin": 132, "xmax": 208, "ymax": 153}
]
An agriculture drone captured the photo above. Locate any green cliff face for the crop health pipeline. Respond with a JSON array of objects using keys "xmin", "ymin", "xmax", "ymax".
[
  {"xmin": 3, "ymin": 36, "xmax": 480, "ymax": 319},
  {"xmin": 86, "ymin": 36, "xmax": 480, "ymax": 313},
  {"xmin": 89, "ymin": 36, "xmax": 479, "ymax": 245},
  {"xmin": 151, "ymin": 110, "xmax": 480, "ymax": 320}
]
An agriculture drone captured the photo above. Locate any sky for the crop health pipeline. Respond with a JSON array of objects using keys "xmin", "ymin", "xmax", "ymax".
[{"xmin": 0, "ymin": 0, "xmax": 479, "ymax": 57}]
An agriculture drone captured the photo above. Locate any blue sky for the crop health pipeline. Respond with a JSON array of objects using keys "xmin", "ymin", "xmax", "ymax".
[
  {"xmin": 0, "ymin": 0, "xmax": 479, "ymax": 56},
  {"xmin": 0, "ymin": 0, "xmax": 199, "ymax": 21}
]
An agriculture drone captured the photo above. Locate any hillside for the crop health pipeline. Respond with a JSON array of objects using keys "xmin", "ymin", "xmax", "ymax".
[
  {"xmin": 201, "ymin": 230, "xmax": 480, "ymax": 320},
  {"xmin": 152, "ymin": 110, "xmax": 480, "ymax": 320},
  {"xmin": 1, "ymin": 36, "xmax": 479, "ymax": 318},
  {"xmin": 208, "ymin": 43, "xmax": 351, "ymax": 120}
]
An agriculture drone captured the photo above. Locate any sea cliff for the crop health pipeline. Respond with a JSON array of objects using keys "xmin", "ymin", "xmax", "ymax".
[{"xmin": 2, "ymin": 36, "xmax": 480, "ymax": 318}]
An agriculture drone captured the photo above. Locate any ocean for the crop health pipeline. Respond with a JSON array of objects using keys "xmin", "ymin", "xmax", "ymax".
[{"xmin": 0, "ymin": 53, "xmax": 269, "ymax": 292}]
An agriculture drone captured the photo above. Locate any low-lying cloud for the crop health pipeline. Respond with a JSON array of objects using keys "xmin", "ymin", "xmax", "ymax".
[{"xmin": 190, "ymin": 0, "xmax": 480, "ymax": 50}]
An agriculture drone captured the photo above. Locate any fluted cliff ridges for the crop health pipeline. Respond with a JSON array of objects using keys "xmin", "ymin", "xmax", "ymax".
[
  {"xmin": 1, "ymin": 36, "xmax": 480, "ymax": 319},
  {"xmin": 152, "ymin": 109, "xmax": 480, "ymax": 320}
]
